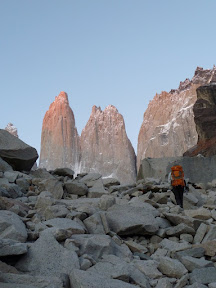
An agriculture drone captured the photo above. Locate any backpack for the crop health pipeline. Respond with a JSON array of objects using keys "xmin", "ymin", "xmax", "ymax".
[{"xmin": 171, "ymin": 165, "xmax": 185, "ymax": 186}]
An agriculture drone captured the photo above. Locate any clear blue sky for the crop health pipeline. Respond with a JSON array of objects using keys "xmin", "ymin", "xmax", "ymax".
[{"xmin": 1, "ymin": 0, "xmax": 215, "ymax": 157}]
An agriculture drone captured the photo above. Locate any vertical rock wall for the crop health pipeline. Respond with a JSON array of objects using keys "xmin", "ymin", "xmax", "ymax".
[
  {"xmin": 184, "ymin": 82, "xmax": 216, "ymax": 156},
  {"xmin": 137, "ymin": 67, "xmax": 215, "ymax": 170}
]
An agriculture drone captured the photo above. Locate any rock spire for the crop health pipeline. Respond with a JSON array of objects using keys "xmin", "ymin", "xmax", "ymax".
[
  {"xmin": 39, "ymin": 92, "xmax": 80, "ymax": 172},
  {"xmin": 80, "ymin": 105, "xmax": 137, "ymax": 183},
  {"xmin": 39, "ymin": 94, "xmax": 136, "ymax": 183}
]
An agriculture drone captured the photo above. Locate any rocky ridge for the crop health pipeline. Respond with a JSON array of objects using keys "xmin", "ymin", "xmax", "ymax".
[
  {"xmin": 137, "ymin": 66, "xmax": 216, "ymax": 169},
  {"xmin": 1, "ymin": 145, "xmax": 216, "ymax": 287}
]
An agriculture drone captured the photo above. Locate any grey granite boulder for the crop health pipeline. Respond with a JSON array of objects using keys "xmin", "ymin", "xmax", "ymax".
[
  {"xmin": 184, "ymin": 207, "xmax": 212, "ymax": 220},
  {"xmin": 106, "ymin": 204, "xmax": 159, "ymax": 236},
  {"xmin": 128, "ymin": 198, "xmax": 160, "ymax": 217},
  {"xmin": 69, "ymin": 269, "xmax": 139, "ymax": 288},
  {"xmin": 0, "ymin": 283, "xmax": 38, "ymax": 288},
  {"xmin": 202, "ymin": 225, "xmax": 216, "ymax": 243},
  {"xmin": 64, "ymin": 180, "xmax": 88, "ymax": 196},
  {"xmin": 0, "ymin": 239, "xmax": 28, "ymax": 256},
  {"xmin": 88, "ymin": 179, "xmax": 108, "ymax": 198},
  {"xmin": 44, "ymin": 204, "xmax": 69, "ymax": 220},
  {"xmin": 0, "ymin": 273, "xmax": 64, "ymax": 288},
  {"xmin": 71, "ymin": 234, "xmax": 132, "ymax": 262},
  {"xmin": 0, "ymin": 261, "xmax": 20, "ymax": 274},
  {"xmin": 4, "ymin": 171, "xmax": 19, "ymax": 183},
  {"xmin": 0, "ymin": 181, "xmax": 23, "ymax": 199},
  {"xmin": 155, "ymin": 217, "xmax": 172, "ymax": 229},
  {"xmin": 175, "ymin": 247, "xmax": 205, "ymax": 260},
  {"xmin": 155, "ymin": 278, "xmax": 173, "ymax": 288},
  {"xmin": 15, "ymin": 229, "xmax": 80, "ymax": 276},
  {"xmin": 159, "ymin": 238, "xmax": 191, "ymax": 252},
  {"xmin": 15, "ymin": 178, "xmax": 30, "ymax": 193},
  {"xmin": 83, "ymin": 212, "xmax": 106, "ymax": 234},
  {"xmin": 52, "ymin": 167, "xmax": 74, "ymax": 179},
  {"xmin": 163, "ymin": 212, "xmax": 196, "ymax": 228},
  {"xmin": 30, "ymin": 168, "xmax": 54, "ymax": 179},
  {"xmin": 0, "ymin": 210, "xmax": 27, "ymax": 242},
  {"xmin": 180, "ymin": 256, "xmax": 214, "ymax": 272},
  {"xmin": 88, "ymin": 255, "xmax": 150, "ymax": 288},
  {"xmin": 0, "ymin": 129, "xmax": 38, "ymax": 171},
  {"xmin": 193, "ymin": 223, "xmax": 208, "ymax": 244},
  {"xmin": 79, "ymin": 173, "xmax": 102, "ymax": 186},
  {"xmin": 36, "ymin": 178, "xmax": 64, "ymax": 199},
  {"xmin": 35, "ymin": 191, "xmax": 54, "ymax": 210},
  {"xmin": 0, "ymin": 157, "xmax": 13, "ymax": 172},
  {"xmin": 109, "ymin": 183, "xmax": 136, "ymax": 194},
  {"xmin": 133, "ymin": 259, "xmax": 162, "ymax": 279},
  {"xmin": 166, "ymin": 223, "xmax": 195, "ymax": 237},
  {"xmin": 43, "ymin": 217, "xmax": 86, "ymax": 235},
  {"xmin": 158, "ymin": 256, "xmax": 188, "ymax": 278},
  {"xmin": 98, "ymin": 195, "xmax": 116, "ymax": 211},
  {"xmin": 197, "ymin": 240, "xmax": 216, "ymax": 257},
  {"xmin": 189, "ymin": 267, "xmax": 216, "ymax": 284},
  {"xmin": 102, "ymin": 177, "xmax": 120, "ymax": 188},
  {"xmin": 124, "ymin": 239, "xmax": 148, "ymax": 254}
]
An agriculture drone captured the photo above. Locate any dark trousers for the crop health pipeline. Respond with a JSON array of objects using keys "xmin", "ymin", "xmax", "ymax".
[{"xmin": 172, "ymin": 185, "xmax": 184, "ymax": 208}]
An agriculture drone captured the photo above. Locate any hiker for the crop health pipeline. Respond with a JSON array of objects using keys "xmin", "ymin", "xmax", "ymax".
[{"xmin": 168, "ymin": 164, "xmax": 185, "ymax": 209}]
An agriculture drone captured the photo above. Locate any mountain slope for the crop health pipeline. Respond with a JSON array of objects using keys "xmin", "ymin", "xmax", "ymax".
[{"xmin": 137, "ymin": 67, "xmax": 215, "ymax": 169}]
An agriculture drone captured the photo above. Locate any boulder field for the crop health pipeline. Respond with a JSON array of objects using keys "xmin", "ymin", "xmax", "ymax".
[{"xmin": 0, "ymin": 158, "xmax": 216, "ymax": 287}]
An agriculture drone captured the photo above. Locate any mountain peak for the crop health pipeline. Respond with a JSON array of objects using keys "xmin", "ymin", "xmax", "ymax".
[
  {"xmin": 54, "ymin": 91, "xmax": 69, "ymax": 104},
  {"xmin": 40, "ymin": 92, "xmax": 80, "ymax": 172},
  {"xmin": 104, "ymin": 105, "xmax": 118, "ymax": 113}
]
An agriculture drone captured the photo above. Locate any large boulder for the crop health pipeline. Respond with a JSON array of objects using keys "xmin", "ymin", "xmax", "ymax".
[
  {"xmin": 0, "ymin": 273, "xmax": 64, "ymax": 288},
  {"xmin": 69, "ymin": 269, "xmax": 139, "ymax": 288},
  {"xmin": 189, "ymin": 267, "xmax": 216, "ymax": 285},
  {"xmin": 0, "ymin": 239, "xmax": 28, "ymax": 256},
  {"xmin": 15, "ymin": 229, "xmax": 80, "ymax": 276},
  {"xmin": 0, "ymin": 210, "xmax": 27, "ymax": 242},
  {"xmin": 87, "ymin": 255, "xmax": 150, "ymax": 288},
  {"xmin": 0, "ymin": 129, "xmax": 38, "ymax": 171},
  {"xmin": 0, "ymin": 158, "xmax": 13, "ymax": 172},
  {"xmin": 106, "ymin": 204, "xmax": 159, "ymax": 236},
  {"xmin": 158, "ymin": 256, "xmax": 188, "ymax": 278},
  {"xmin": 43, "ymin": 218, "xmax": 86, "ymax": 235},
  {"xmin": 36, "ymin": 178, "xmax": 64, "ymax": 199},
  {"xmin": 71, "ymin": 234, "xmax": 132, "ymax": 262}
]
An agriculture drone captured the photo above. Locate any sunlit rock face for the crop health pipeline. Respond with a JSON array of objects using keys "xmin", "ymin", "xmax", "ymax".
[
  {"xmin": 137, "ymin": 66, "xmax": 216, "ymax": 170},
  {"xmin": 80, "ymin": 105, "xmax": 137, "ymax": 183},
  {"xmin": 5, "ymin": 123, "xmax": 18, "ymax": 137},
  {"xmin": 184, "ymin": 82, "xmax": 216, "ymax": 156},
  {"xmin": 39, "ymin": 92, "xmax": 80, "ymax": 172}
]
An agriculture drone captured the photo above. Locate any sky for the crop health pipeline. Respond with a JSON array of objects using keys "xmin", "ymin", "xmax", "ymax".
[{"xmin": 1, "ymin": 0, "xmax": 216, "ymax": 158}]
